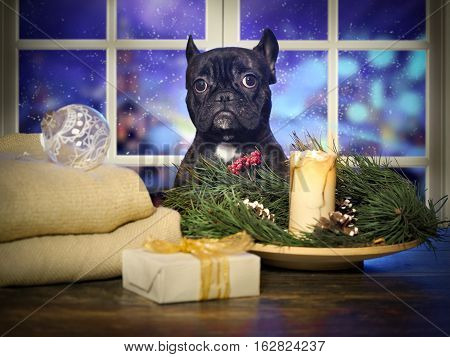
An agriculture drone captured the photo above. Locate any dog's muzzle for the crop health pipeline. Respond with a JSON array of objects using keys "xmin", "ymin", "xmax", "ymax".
[{"xmin": 213, "ymin": 111, "xmax": 240, "ymax": 130}]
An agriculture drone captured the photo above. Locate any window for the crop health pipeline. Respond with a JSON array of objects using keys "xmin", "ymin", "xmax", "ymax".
[
  {"xmin": 1, "ymin": 0, "xmax": 446, "ymax": 203},
  {"xmin": 222, "ymin": 0, "xmax": 443, "ymax": 204}
]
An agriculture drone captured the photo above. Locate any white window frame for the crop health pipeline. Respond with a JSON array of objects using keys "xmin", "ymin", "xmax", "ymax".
[
  {"xmin": 0, "ymin": 0, "xmax": 447, "ymax": 213},
  {"xmin": 445, "ymin": 3, "xmax": 450, "ymax": 220}
]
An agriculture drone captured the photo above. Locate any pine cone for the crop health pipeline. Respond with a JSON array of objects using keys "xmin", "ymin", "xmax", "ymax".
[
  {"xmin": 316, "ymin": 197, "xmax": 359, "ymax": 236},
  {"xmin": 242, "ymin": 198, "xmax": 275, "ymax": 222}
]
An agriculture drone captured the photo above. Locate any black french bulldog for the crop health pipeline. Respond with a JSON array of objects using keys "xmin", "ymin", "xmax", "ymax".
[{"xmin": 174, "ymin": 29, "xmax": 288, "ymax": 186}]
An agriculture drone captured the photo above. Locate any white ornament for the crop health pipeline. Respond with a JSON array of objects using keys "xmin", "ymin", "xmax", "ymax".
[{"xmin": 40, "ymin": 104, "xmax": 110, "ymax": 170}]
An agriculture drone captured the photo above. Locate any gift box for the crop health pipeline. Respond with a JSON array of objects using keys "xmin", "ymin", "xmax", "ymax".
[{"xmin": 122, "ymin": 248, "xmax": 260, "ymax": 304}]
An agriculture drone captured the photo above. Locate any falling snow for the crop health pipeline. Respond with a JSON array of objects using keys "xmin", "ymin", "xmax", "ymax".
[
  {"xmin": 271, "ymin": 51, "xmax": 328, "ymax": 152},
  {"xmin": 116, "ymin": 50, "xmax": 192, "ymax": 156},
  {"xmin": 339, "ymin": 0, "xmax": 425, "ymax": 40},
  {"xmin": 19, "ymin": 51, "xmax": 106, "ymax": 133},
  {"xmin": 117, "ymin": 0, "xmax": 205, "ymax": 39},
  {"xmin": 19, "ymin": 0, "xmax": 106, "ymax": 39},
  {"xmin": 338, "ymin": 51, "xmax": 426, "ymax": 157},
  {"xmin": 240, "ymin": 0, "xmax": 327, "ymax": 40}
]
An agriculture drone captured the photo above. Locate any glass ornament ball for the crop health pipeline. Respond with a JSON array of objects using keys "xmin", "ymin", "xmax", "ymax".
[{"xmin": 40, "ymin": 104, "xmax": 111, "ymax": 170}]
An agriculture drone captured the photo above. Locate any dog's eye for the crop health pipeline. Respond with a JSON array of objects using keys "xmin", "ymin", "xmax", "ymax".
[
  {"xmin": 242, "ymin": 74, "xmax": 257, "ymax": 88},
  {"xmin": 194, "ymin": 79, "xmax": 208, "ymax": 93}
]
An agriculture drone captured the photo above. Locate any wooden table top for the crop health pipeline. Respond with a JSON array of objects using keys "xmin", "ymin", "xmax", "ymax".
[{"xmin": 0, "ymin": 237, "xmax": 449, "ymax": 337}]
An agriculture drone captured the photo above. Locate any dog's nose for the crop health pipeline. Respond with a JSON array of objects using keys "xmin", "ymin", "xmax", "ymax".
[{"xmin": 214, "ymin": 91, "xmax": 235, "ymax": 103}]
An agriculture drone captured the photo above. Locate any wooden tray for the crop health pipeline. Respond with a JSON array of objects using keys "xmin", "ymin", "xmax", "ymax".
[{"xmin": 250, "ymin": 240, "xmax": 421, "ymax": 271}]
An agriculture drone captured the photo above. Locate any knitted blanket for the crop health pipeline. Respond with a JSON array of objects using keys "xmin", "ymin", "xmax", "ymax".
[
  {"xmin": 0, "ymin": 134, "xmax": 155, "ymax": 242},
  {"xmin": 0, "ymin": 206, "xmax": 181, "ymax": 286}
]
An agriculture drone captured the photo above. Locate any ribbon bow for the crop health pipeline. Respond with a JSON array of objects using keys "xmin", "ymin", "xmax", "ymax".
[{"xmin": 144, "ymin": 231, "xmax": 254, "ymax": 300}]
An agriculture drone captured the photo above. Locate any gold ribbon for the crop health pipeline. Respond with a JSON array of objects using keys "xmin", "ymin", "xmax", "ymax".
[{"xmin": 144, "ymin": 231, "xmax": 254, "ymax": 300}]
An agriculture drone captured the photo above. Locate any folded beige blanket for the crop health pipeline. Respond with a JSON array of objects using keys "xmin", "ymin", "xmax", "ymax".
[
  {"xmin": 0, "ymin": 206, "xmax": 181, "ymax": 287},
  {"xmin": 0, "ymin": 134, "xmax": 155, "ymax": 242}
]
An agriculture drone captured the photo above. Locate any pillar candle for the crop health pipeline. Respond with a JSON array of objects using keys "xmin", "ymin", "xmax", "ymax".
[{"xmin": 289, "ymin": 150, "xmax": 337, "ymax": 235}]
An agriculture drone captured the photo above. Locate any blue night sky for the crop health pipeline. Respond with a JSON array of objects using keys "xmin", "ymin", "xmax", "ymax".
[
  {"xmin": 339, "ymin": 50, "xmax": 426, "ymax": 157},
  {"xmin": 339, "ymin": 0, "xmax": 426, "ymax": 40},
  {"xmin": 240, "ymin": 0, "xmax": 328, "ymax": 40},
  {"xmin": 20, "ymin": 0, "xmax": 106, "ymax": 39},
  {"xmin": 118, "ymin": 0, "xmax": 205, "ymax": 39},
  {"xmin": 19, "ymin": 50, "xmax": 106, "ymax": 133}
]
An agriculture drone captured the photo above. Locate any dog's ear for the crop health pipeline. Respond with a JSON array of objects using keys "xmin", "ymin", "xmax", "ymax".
[
  {"xmin": 253, "ymin": 29, "xmax": 279, "ymax": 84},
  {"xmin": 186, "ymin": 35, "xmax": 200, "ymax": 63}
]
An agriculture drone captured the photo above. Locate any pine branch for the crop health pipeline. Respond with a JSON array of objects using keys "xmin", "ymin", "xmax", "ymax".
[
  {"xmin": 164, "ymin": 136, "xmax": 448, "ymax": 248},
  {"xmin": 165, "ymin": 157, "xmax": 290, "ymax": 226},
  {"xmin": 179, "ymin": 189, "xmax": 368, "ymax": 247}
]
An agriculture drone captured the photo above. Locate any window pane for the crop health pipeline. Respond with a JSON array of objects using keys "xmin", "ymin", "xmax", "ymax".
[
  {"xmin": 20, "ymin": 0, "xmax": 106, "ymax": 39},
  {"xmin": 339, "ymin": 0, "xmax": 425, "ymax": 40},
  {"xmin": 338, "ymin": 51, "xmax": 425, "ymax": 156},
  {"xmin": 117, "ymin": 50, "xmax": 194, "ymax": 155},
  {"xmin": 394, "ymin": 167, "xmax": 426, "ymax": 198},
  {"xmin": 240, "ymin": 0, "xmax": 327, "ymax": 40},
  {"xmin": 129, "ymin": 166, "xmax": 177, "ymax": 193},
  {"xmin": 271, "ymin": 51, "xmax": 328, "ymax": 152},
  {"xmin": 19, "ymin": 50, "xmax": 106, "ymax": 133},
  {"xmin": 117, "ymin": 0, "xmax": 205, "ymax": 39}
]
